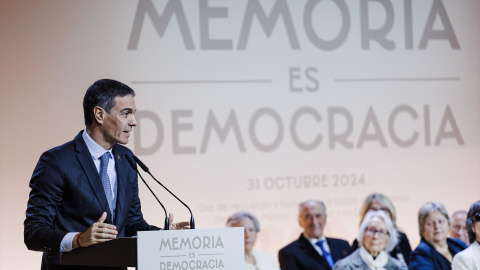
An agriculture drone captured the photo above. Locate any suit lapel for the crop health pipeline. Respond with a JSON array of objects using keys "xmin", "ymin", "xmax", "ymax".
[
  {"xmin": 112, "ymin": 146, "xmax": 127, "ymax": 227},
  {"xmin": 327, "ymin": 238, "xmax": 341, "ymax": 262},
  {"xmin": 74, "ymin": 132, "xmax": 111, "ymax": 222},
  {"xmin": 298, "ymin": 234, "xmax": 330, "ymax": 268}
]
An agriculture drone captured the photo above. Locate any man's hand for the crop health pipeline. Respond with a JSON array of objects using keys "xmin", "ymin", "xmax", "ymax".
[
  {"xmin": 168, "ymin": 213, "xmax": 190, "ymax": 230},
  {"xmin": 73, "ymin": 212, "xmax": 118, "ymax": 248}
]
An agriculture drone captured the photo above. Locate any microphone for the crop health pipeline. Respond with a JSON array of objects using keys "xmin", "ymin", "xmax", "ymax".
[
  {"xmin": 124, "ymin": 154, "xmax": 169, "ymax": 230},
  {"xmin": 132, "ymin": 155, "xmax": 195, "ymax": 229}
]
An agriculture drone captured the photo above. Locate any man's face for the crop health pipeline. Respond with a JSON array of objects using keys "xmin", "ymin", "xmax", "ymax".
[
  {"xmin": 99, "ymin": 95, "xmax": 137, "ymax": 148},
  {"xmin": 298, "ymin": 202, "xmax": 327, "ymax": 239},
  {"xmin": 449, "ymin": 212, "xmax": 468, "ymax": 244}
]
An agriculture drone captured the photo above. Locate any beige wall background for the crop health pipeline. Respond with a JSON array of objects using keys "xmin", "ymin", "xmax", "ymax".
[{"xmin": 1, "ymin": 0, "xmax": 479, "ymax": 269}]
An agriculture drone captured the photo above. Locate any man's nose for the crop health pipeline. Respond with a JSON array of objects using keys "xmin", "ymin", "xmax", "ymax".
[{"xmin": 130, "ymin": 115, "xmax": 137, "ymax": 126}]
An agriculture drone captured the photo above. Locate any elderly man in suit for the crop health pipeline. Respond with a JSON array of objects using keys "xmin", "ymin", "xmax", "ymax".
[
  {"xmin": 24, "ymin": 79, "xmax": 187, "ymax": 270},
  {"xmin": 449, "ymin": 210, "xmax": 470, "ymax": 246},
  {"xmin": 279, "ymin": 200, "xmax": 352, "ymax": 270}
]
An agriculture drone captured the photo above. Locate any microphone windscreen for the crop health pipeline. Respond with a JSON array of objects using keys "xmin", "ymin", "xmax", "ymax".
[
  {"xmin": 124, "ymin": 154, "xmax": 137, "ymax": 171},
  {"xmin": 133, "ymin": 155, "xmax": 150, "ymax": 172}
]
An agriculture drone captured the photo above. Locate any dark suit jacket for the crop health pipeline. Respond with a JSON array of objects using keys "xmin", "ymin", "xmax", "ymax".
[
  {"xmin": 409, "ymin": 238, "xmax": 467, "ymax": 270},
  {"xmin": 279, "ymin": 234, "xmax": 352, "ymax": 270},
  {"xmin": 351, "ymin": 231, "xmax": 412, "ymax": 265},
  {"xmin": 24, "ymin": 131, "xmax": 160, "ymax": 270}
]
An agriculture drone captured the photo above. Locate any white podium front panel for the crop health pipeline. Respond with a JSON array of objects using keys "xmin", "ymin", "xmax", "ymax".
[{"xmin": 138, "ymin": 228, "xmax": 244, "ymax": 270}]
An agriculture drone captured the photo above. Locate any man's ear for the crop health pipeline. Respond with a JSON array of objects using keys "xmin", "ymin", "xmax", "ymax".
[{"xmin": 93, "ymin": 106, "xmax": 105, "ymax": 125}]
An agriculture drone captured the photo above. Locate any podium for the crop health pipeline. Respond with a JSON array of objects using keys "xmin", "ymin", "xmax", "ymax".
[
  {"xmin": 61, "ymin": 237, "xmax": 137, "ymax": 267},
  {"xmin": 60, "ymin": 228, "xmax": 244, "ymax": 269}
]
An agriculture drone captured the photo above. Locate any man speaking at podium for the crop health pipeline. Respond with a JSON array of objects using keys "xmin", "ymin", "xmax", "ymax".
[{"xmin": 24, "ymin": 79, "xmax": 184, "ymax": 270}]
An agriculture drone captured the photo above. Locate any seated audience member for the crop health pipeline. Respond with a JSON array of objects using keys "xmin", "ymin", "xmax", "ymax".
[
  {"xmin": 449, "ymin": 210, "xmax": 470, "ymax": 245},
  {"xmin": 333, "ymin": 210, "xmax": 407, "ymax": 270},
  {"xmin": 409, "ymin": 201, "xmax": 467, "ymax": 270},
  {"xmin": 351, "ymin": 193, "xmax": 412, "ymax": 265},
  {"xmin": 226, "ymin": 212, "xmax": 278, "ymax": 270},
  {"xmin": 452, "ymin": 201, "xmax": 480, "ymax": 270},
  {"xmin": 278, "ymin": 200, "xmax": 351, "ymax": 270}
]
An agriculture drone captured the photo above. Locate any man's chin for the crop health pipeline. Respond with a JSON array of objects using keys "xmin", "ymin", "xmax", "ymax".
[
  {"xmin": 117, "ymin": 138, "xmax": 129, "ymax": 145},
  {"xmin": 307, "ymin": 230, "xmax": 323, "ymax": 238}
]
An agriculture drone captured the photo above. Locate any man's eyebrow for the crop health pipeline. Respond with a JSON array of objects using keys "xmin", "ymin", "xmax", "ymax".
[{"xmin": 120, "ymin": 108, "xmax": 135, "ymax": 112}]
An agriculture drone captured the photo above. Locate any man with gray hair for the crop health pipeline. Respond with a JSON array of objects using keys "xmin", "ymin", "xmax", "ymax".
[
  {"xmin": 278, "ymin": 200, "xmax": 352, "ymax": 270},
  {"xmin": 449, "ymin": 210, "xmax": 470, "ymax": 245}
]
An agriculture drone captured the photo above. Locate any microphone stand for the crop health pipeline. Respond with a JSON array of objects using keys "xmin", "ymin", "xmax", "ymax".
[
  {"xmin": 125, "ymin": 154, "xmax": 169, "ymax": 230},
  {"xmin": 132, "ymin": 155, "xmax": 195, "ymax": 229}
]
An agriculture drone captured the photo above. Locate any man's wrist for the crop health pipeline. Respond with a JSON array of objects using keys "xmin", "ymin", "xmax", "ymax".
[
  {"xmin": 73, "ymin": 232, "xmax": 83, "ymax": 249},
  {"xmin": 60, "ymin": 232, "xmax": 77, "ymax": 252}
]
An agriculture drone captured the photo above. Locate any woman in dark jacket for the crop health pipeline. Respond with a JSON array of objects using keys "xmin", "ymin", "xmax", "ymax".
[{"xmin": 409, "ymin": 201, "xmax": 467, "ymax": 270}]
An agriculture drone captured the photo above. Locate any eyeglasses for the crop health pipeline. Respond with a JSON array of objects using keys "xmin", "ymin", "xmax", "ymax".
[{"xmin": 365, "ymin": 227, "xmax": 389, "ymax": 238}]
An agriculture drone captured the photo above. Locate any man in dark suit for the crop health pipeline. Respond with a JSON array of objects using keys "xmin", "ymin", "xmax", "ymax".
[
  {"xmin": 279, "ymin": 200, "xmax": 352, "ymax": 270},
  {"xmin": 24, "ymin": 79, "xmax": 186, "ymax": 270}
]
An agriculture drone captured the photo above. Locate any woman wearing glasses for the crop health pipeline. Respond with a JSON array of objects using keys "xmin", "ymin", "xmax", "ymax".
[
  {"xmin": 333, "ymin": 210, "xmax": 407, "ymax": 269},
  {"xmin": 352, "ymin": 193, "xmax": 412, "ymax": 265},
  {"xmin": 409, "ymin": 201, "xmax": 467, "ymax": 270},
  {"xmin": 452, "ymin": 201, "xmax": 480, "ymax": 270}
]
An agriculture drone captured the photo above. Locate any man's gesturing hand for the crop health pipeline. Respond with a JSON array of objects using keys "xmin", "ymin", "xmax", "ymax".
[
  {"xmin": 73, "ymin": 212, "xmax": 118, "ymax": 248},
  {"xmin": 168, "ymin": 213, "xmax": 191, "ymax": 230}
]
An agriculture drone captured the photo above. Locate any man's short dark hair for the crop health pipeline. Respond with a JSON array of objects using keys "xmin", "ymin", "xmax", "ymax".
[{"xmin": 83, "ymin": 79, "xmax": 136, "ymax": 126}]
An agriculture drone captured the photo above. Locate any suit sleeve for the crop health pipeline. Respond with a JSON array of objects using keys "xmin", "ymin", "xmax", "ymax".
[
  {"xmin": 278, "ymin": 248, "xmax": 300, "ymax": 270},
  {"xmin": 24, "ymin": 150, "xmax": 67, "ymax": 254}
]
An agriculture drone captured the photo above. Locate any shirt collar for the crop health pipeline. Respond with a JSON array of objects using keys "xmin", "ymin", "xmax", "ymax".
[
  {"xmin": 82, "ymin": 130, "xmax": 113, "ymax": 160},
  {"xmin": 303, "ymin": 233, "xmax": 327, "ymax": 245}
]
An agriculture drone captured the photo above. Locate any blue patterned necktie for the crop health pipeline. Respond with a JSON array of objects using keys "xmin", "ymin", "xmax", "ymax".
[
  {"xmin": 99, "ymin": 152, "xmax": 114, "ymax": 221},
  {"xmin": 316, "ymin": 239, "xmax": 334, "ymax": 269}
]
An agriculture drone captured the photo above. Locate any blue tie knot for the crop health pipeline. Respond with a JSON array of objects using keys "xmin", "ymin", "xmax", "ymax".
[{"xmin": 100, "ymin": 152, "xmax": 110, "ymax": 164}]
